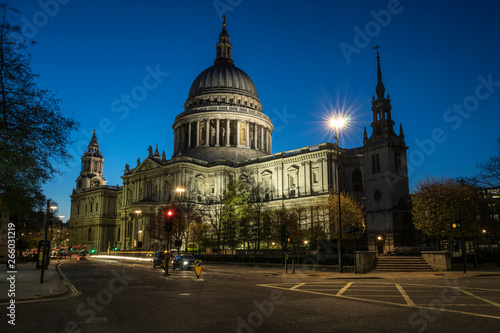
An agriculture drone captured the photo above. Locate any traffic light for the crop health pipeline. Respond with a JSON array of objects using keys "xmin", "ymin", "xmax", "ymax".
[
  {"xmin": 113, "ymin": 246, "xmax": 118, "ymax": 251},
  {"xmin": 90, "ymin": 249, "xmax": 96, "ymax": 254},
  {"xmin": 165, "ymin": 209, "xmax": 174, "ymax": 232},
  {"xmin": 69, "ymin": 245, "xmax": 73, "ymax": 251},
  {"xmin": 452, "ymin": 218, "xmax": 461, "ymax": 229}
]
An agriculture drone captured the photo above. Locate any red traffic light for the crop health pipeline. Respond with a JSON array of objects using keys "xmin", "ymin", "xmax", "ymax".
[{"xmin": 167, "ymin": 210, "xmax": 173, "ymax": 217}]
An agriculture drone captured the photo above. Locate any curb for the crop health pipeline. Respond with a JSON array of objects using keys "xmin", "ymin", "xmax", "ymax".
[{"xmin": 0, "ymin": 262, "xmax": 80, "ymax": 304}]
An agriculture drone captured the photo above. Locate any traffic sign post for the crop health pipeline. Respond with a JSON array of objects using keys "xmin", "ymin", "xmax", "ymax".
[{"xmin": 194, "ymin": 260, "xmax": 202, "ymax": 279}]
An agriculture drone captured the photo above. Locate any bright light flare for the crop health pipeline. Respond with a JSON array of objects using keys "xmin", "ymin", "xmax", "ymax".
[
  {"xmin": 329, "ymin": 117, "xmax": 347, "ymax": 130},
  {"xmin": 310, "ymin": 91, "xmax": 363, "ymax": 145}
]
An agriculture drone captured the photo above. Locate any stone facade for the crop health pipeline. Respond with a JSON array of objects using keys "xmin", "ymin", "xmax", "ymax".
[{"xmin": 68, "ymin": 22, "xmax": 412, "ymax": 253}]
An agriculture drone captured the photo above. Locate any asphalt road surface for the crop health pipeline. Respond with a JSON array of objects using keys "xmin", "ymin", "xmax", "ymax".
[{"xmin": 8, "ymin": 259, "xmax": 500, "ymax": 333}]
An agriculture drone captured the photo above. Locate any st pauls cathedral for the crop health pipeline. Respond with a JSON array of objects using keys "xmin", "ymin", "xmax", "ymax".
[{"xmin": 68, "ymin": 19, "xmax": 412, "ymax": 253}]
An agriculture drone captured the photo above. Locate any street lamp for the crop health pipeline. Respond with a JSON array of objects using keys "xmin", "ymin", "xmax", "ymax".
[
  {"xmin": 134, "ymin": 210, "xmax": 142, "ymax": 249},
  {"xmin": 41, "ymin": 202, "xmax": 57, "ymax": 283},
  {"xmin": 330, "ymin": 116, "xmax": 347, "ymax": 273}
]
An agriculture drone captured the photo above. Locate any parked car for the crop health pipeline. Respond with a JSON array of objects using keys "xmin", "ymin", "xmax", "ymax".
[
  {"xmin": 171, "ymin": 255, "xmax": 196, "ymax": 270},
  {"xmin": 77, "ymin": 251, "xmax": 89, "ymax": 261}
]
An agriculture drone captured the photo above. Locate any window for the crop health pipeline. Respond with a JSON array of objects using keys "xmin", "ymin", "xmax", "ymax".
[
  {"xmin": 77, "ymin": 205, "xmax": 80, "ymax": 215},
  {"xmin": 147, "ymin": 181, "xmax": 153, "ymax": 198},
  {"xmin": 352, "ymin": 170, "xmax": 363, "ymax": 192},
  {"xmin": 96, "ymin": 203, "xmax": 98, "ymax": 211},
  {"xmin": 394, "ymin": 152, "xmax": 402, "ymax": 172},
  {"xmin": 117, "ymin": 227, "xmax": 121, "ymax": 241},
  {"xmin": 90, "ymin": 203, "xmax": 93, "ymax": 212},
  {"xmin": 88, "ymin": 228, "xmax": 92, "ymax": 242},
  {"xmin": 372, "ymin": 154, "xmax": 380, "ymax": 174},
  {"xmin": 312, "ymin": 169, "xmax": 319, "ymax": 184}
]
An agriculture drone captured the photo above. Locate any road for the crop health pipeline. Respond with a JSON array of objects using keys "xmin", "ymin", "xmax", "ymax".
[{"xmin": 9, "ymin": 259, "xmax": 500, "ymax": 333}]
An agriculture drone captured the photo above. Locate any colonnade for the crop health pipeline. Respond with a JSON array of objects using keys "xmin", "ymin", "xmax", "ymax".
[{"xmin": 173, "ymin": 118, "xmax": 272, "ymax": 155}]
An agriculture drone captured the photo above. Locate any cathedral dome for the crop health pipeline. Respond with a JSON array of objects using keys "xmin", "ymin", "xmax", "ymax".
[
  {"xmin": 173, "ymin": 18, "xmax": 272, "ymax": 163},
  {"xmin": 187, "ymin": 63, "xmax": 259, "ymax": 101},
  {"xmin": 183, "ymin": 17, "xmax": 262, "ymax": 112}
]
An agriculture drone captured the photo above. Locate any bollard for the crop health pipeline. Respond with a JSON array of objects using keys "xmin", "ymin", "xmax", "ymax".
[{"xmin": 292, "ymin": 259, "xmax": 295, "ymax": 274}]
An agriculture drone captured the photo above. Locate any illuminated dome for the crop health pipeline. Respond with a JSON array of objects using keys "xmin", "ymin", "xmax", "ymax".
[
  {"xmin": 173, "ymin": 18, "xmax": 272, "ymax": 163},
  {"xmin": 183, "ymin": 18, "xmax": 262, "ymax": 112},
  {"xmin": 187, "ymin": 63, "xmax": 259, "ymax": 103}
]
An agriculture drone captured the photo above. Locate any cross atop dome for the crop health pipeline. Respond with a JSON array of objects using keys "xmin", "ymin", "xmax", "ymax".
[{"xmin": 214, "ymin": 15, "xmax": 233, "ymax": 65}]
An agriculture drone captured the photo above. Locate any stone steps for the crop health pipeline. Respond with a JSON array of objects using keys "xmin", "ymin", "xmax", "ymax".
[{"xmin": 371, "ymin": 256, "xmax": 435, "ymax": 272}]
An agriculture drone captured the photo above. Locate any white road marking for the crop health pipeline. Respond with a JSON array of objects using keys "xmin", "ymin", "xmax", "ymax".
[
  {"xmin": 336, "ymin": 282, "xmax": 353, "ymax": 296},
  {"xmin": 396, "ymin": 283, "xmax": 415, "ymax": 306}
]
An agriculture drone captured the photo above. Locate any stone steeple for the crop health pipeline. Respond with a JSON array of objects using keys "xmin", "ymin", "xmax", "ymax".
[
  {"xmin": 368, "ymin": 46, "xmax": 398, "ymax": 140},
  {"xmin": 75, "ymin": 130, "xmax": 107, "ymax": 190},
  {"xmin": 214, "ymin": 15, "xmax": 233, "ymax": 65}
]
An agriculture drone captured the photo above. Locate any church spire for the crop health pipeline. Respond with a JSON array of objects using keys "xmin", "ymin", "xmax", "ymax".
[
  {"xmin": 214, "ymin": 15, "xmax": 234, "ymax": 65},
  {"xmin": 373, "ymin": 45, "xmax": 385, "ymax": 99},
  {"xmin": 87, "ymin": 129, "xmax": 99, "ymax": 153}
]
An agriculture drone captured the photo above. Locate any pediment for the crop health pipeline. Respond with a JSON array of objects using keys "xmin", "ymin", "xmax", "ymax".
[
  {"xmin": 133, "ymin": 158, "xmax": 161, "ymax": 174},
  {"xmin": 261, "ymin": 170, "xmax": 272, "ymax": 177}
]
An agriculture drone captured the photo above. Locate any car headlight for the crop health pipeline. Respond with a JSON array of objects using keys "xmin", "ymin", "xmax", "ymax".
[{"xmin": 183, "ymin": 261, "xmax": 189, "ymax": 265}]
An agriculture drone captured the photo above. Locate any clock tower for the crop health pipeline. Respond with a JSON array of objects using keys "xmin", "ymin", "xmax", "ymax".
[{"xmin": 75, "ymin": 130, "xmax": 107, "ymax": 191}]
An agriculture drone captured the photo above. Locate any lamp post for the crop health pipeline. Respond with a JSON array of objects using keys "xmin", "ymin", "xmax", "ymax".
[
  {"xmin": 41, "ymin": 202, "xmax": 58, "ymax": 284},
  {"xmin": 134, "ymin": 210, "xmax": 142, "ymax": 249},
  {"xmin": 330, "ymin": 117, "xmax": 346, "ymax": 273}
]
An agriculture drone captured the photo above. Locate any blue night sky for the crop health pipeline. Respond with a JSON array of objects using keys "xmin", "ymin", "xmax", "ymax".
[{"xmin": 13, "ymin": 0, "xmax": 500, "ymax": 221}]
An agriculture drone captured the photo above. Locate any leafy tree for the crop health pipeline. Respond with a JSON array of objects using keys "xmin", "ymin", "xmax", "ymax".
[
  {"xmin": 0, "ymin": 3, "xmax": 78, "ymax": 215},
  {"xmin": 186, "ymin": 220, "xmax": 208, "ymax": 255},
  {"xmin": 220, "ymin": 180, "xmax": 250, "ymax": 251},
  {"xmin": 328, "ymin": 190, "xmax": 365, "ymax": 239},
  {"xmin": 412, "ymin": 176, "xmax": 484, "ymax": 239}
]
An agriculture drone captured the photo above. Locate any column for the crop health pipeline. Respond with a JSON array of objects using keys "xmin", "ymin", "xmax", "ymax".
[
  {"xmin": 226, "ymin": 119, "xmax": 230, "ymax": 147},
  {"xmin": 205, "ymin": 119, "xmax": 210, "ymax": 146},
  {"xmin": 173, "ymin": 128, "xmax": 177, "ymax": 154},
  {"xmin": 215, "ymin": 119, "xmax": 220, "ymax": 146},
  {"xmin": 254, "ymin": 123, "xmax": 258, "ymax": 150},
  {"xmin": 269, "ymin": 132, "xmax": 272, "ymax": 153},
  {"xmin": 261, "ymin": 127, "xmax": 265, "ymax": 152},
  {"xmin": 188, "ymin": 120, "xmax": 192, "ymax": 148},
  {"xmin": 196, "ymin": 120, "xmax": 200, "ymax": 147},
  {"xmin": 246, "ymin": 121, "xmax": 250, "ymax": 147},
  {"xmin": 236, "ymin": 119, "xmax": 240, "ymax": 147}
]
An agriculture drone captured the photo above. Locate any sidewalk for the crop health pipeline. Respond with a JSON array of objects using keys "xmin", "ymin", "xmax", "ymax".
[{"xmin": 0, "ymin": 260, "xmax": 70, "ymax": 303}]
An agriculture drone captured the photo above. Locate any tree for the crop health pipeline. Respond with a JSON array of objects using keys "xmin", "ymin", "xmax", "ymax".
[
  {"xmin": 412, "ymin": 176, "xmax": 484, "ymax": 239},
  {"xmin": 476, "ymin": 138, "xmax": 500, "ymax": 187},
  {"xmin": 328, "ymin": 190, "xmax": 365, "ymax": 239},
  {"xmin": 0, "ymin": 3, "xmax": 78, "ymax": 215},
  {"xmin": 220, "ymin": 180, "xmax": 250, "ymax": 251}
]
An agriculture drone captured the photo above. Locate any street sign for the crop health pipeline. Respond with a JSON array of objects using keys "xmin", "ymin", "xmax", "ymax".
[{"xmin": 194, "ymin": 260, "xmax": 202, "ymax": 278}]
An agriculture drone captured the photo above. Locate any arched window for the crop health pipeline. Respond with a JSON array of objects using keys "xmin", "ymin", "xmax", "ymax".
[{"xmin": 352, "ymin": 170, "xmax": 363, "ymax": 192}]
